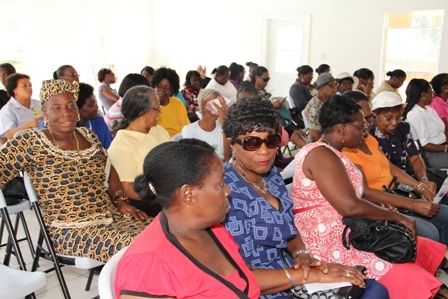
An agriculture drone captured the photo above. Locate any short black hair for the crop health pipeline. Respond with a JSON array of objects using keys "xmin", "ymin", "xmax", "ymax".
[
  {"xmin": 97, "ymin": 68, "xmax": 113, "ymax": 82},
  {"xmin": 53, "ymin": 65, "xmax": 74, "ymax": 79},
  {"xmin": 236, "ymin": 81, "xmax": 258, "ymax": 100},
  {"xmin": 386, "ymin": 69, "xmax": 406, "ymax": 79},
  {"xmin": 150, "ymin": 67, "xmax": 180, "ymax": 96},
  {"xmin": 316, "ymin": 64, "xmax": 330, "ymax": 75},
  {"xmin": 319, "ymin": 95, "xmax": 362, "ymax": 134},
  {"xmin": 118, "ymin": 73, "xmax": 150, "ymax": 97},
  {"xmin": 430, "ymin": 73, "xmax": 448, "ymax": 96},
  {"xmin": 184, "ymin": 70, "xmax": 201, "ymax": 86},
  {"xmin": 77, "ymin": 82, "xmax": 94, "ymax": 108},
  {"xmin": 0, "ymin": 63, "xmax": 16, "ymax": 76},
  {"xmin": 353, "ymin": 68, "xmax": 374, "ymax": 80},
  {"xmin": 296, "ymin": 65, "xmax": 313, "ymax": 75},
  {"xmin": 223, "ymin": 95, "xmax": 279, "ymax": 140},
  {"xmin": 133, "ymin": 139, "xmax": 217, "ymax": 208},
  {"xmin": 141, "ymin": 66, "xmax": 154, "ymax": 76},
  {"xmin": 6, "ymin": 73, "xmax": 30, "ymax": 97},
  {"xmin": 229, "ymin": 63, "xmax": 245, "ymax": 80}
]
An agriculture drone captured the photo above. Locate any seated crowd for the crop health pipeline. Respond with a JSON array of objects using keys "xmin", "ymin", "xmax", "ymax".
[{"xmin": 1, "ymin": 61, "xmax": 448, "ymax": 299}]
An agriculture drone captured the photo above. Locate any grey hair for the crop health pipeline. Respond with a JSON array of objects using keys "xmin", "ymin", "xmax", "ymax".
[
  {"xmin": 197, "ymin": 88, "xmax": 221, "ymax": 114},
  {"xmin": 112, "ymin": 85, "xmax": 158, "ymax": 132}
]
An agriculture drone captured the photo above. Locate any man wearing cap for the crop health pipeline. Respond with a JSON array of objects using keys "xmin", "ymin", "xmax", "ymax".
[
  {"xmin": 371, "ymin": 91, "xmax": 439, "ymax": 192},
  {"xmin": 303, "ymin": 73, "xmax": 338, "ymax": 141},
  {"xmin": 336, "ymin": 72, "xmax": 359, "ymax": 95}
]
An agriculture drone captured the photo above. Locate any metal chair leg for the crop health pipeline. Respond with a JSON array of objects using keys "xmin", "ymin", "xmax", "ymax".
[
  {"xmin": 85, "ymin": 268, "xmax": 95, "ymax": 291},
  {"xmin": 19, "ymin": 212, "xmax": 35, "ymax": 258}
]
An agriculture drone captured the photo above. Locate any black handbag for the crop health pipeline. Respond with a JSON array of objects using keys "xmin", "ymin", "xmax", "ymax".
[
  {"xmin": 289, "ymin": 107, "xmax": 305, "ymax": 130},
  {"xmin": 280, "ymin": 251, "xmax": 365, "ymax": 299},
  {"xmin": 0, "ymin": 177, "xmax": 29, "ymax": 205},
  {"xmin": 342, "ymin": 217, "xmax": 416, "ymax": 263}
]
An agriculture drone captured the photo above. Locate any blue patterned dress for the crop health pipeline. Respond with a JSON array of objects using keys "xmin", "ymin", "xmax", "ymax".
[{"xmin": 223, "ymin": 163, "xmax": 296, "ymax": 299}]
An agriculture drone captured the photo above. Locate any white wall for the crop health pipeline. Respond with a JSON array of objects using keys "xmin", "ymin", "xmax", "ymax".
[
  {"xmin": 152, "ymin": 0, "xmax": 448, "ymax": 95},
  {"xmin": 1, "ymin": 0, "xmax": 154, "ymax": 96}
]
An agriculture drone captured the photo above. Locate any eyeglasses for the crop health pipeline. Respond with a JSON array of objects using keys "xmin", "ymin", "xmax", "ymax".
[
  {"xmin": 340, "ymin": 81, "xmax": 353, "ymax": 86},
  {"xmin": 347, "ymin": 123, "xmax": 369, "ymax": 133},
  {"xmin": 63, "ymin": 73, "xmax": 79, "ymax": 77},
  {"xmin": 155, "ymin": 84, "xmax": 173, "ymax": 92},
  {"xmin": 260, "ymin": 77, "xmax": 270, "ymax": 83},
  {"xmin": 232, "ymin": 134, "xmax": 281, "ymax": 151},
  {"xmin": 365, "ymin": 114, "xmax": 376, "ymax": 123},
  {"xmin": 381, "ymin": 114, "xmax": 403, "ymax": 123},
  {"xmin": 327, "ymin": 82, "xmax": 339, "ymax": 88},
  {"xmin": 151, "ymin": 107, "xmax": 162, "ymax": 113}
]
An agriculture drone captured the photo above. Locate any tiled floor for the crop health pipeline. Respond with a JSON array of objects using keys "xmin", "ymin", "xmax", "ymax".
[
  {"xmin": 1, "ymin": 208, "xmax": 100, "ymax": 299},
  {"xmin": 2, "ymin": 202, "xmax": 448, "ymax": 298}
]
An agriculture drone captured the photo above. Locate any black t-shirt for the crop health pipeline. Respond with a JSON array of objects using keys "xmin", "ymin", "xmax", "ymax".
[{"xmin": 0, "ymin": 90, "xmax": 10, "ymax": 110}]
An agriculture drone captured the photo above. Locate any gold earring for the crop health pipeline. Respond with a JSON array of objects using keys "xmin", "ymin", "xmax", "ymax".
[
  {"xmin": 77, "ymin": 114, "xmax": 81, "ymax": 121},
  {"xmin": 44, "ymin": 118, "xmax": 50, "ymax": 127}
]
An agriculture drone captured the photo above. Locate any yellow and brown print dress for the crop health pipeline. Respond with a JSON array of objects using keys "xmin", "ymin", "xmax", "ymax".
[{"xmin": 0, "ymin": 128, "xmax": 152, "ymax": 262}]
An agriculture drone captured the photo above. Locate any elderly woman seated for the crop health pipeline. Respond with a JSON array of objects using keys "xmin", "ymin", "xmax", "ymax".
[
  {"xmin": 292, "ymin": 94, "xmax": 448, "ymax": 299},
  {"xmin": 115, "ymin": 139, "xmax": 261, "ymax": 298},
  {"xmin": 222, "ymin": 96, "xmax": 389, "ymax": 299},
  {"xmin": 342, "ymin": 91, "xmax": 448, "ymax": 246},
  {"xmin": 0, "ymin": 80, "xmax": 152, "ymax": 262}
]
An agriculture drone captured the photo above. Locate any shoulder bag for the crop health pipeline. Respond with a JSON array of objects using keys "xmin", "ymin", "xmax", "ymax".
[{"xmin": 342, "ymin": 217, "xmax": 416, "ymax": 263}]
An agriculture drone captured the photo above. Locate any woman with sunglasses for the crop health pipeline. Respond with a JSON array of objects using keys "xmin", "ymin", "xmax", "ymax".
[
  {"xmin": 342, "ymin": 91, "xmax": 448, "ymax": 246},
  {"xmin": 289, "ymin": 65, "xmax": 315, "ymax": 111},
  {"xmin": 222, "ymin": 96, "xmax": 389, "ymax": 299},
  {"xmin": 404, "ymin": 78, "xmax": 448, "ymax": 169},
  {"xmin": 98, "ymin": 68, "xmax": 120, "ymax": 112},
  {"xmin": 250, "ymin": 66, "xmax": 272, "ymax": 100},
  {"xmin": 369, "ymin": 91, "xmax": 438, "ymax": 191},
  {"xmin": 292, "ymin": 94, "xmax": 448, "ymax": 299}
]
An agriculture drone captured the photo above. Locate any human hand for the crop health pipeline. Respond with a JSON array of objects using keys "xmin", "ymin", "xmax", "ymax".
[
  {"xmin": 292, "ymin": 253, "xmax": 328, "ymax": 282},
  {"xmin": 396, "ymin": 213, "xmax": 417, "ymax": 238},
  {"xmin": 420, "ymin": 187, "xmax": 436, "ymax": 202},
  {"xmin": 411, "ymin": 200, "xmax": 439, "ymax": 218},
  {"xmin": 384, "ymin": 204, "xmax": 398, "ymax": 212},
  {"xmin": 25, "ymin": 116, "xmax": 44, "ymax": 129},
  {"xmin": 117, "ymin": 201, "xmax": 147, "ymax": 220},
  {"xmin": 421, "ymin": 178, "xmax": 437, "ymax": 193},
  {"xmin": 317, "ymin": 264, "xmax": 365, "ymax": 288},
  {"xmin": 272, "ymin": 100, "xmax": 284, "ymax": 109},
  {"xmin": 215, "ymin": 96, "xmax": 227, "ymax": 125}
]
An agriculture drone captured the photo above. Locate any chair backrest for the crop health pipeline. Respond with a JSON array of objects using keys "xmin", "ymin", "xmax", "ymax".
[
  {"xmin": 301, "ymin": 110, "xmax": 310, "ymax": 129},
  {"xmin": 23, "ymin": 172, "xmax": 39, "ymax": 204},
  {"xmin": 406, "ymin": 121, "xmax": 431, "ymax": 167},
  {"xmin": 98, "ymin": 246, "xmax": 129, "ymax": 299},
  {"xmin": 284, "ymin": 96, "xmax": 295, "ymax": 109}
]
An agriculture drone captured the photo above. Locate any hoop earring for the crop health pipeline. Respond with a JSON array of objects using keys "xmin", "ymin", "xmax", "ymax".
[
  {"xmin": 77, "ymin": 114, "xmax": 81, "ymax": 121},
  {"xmin": 44, "ymin": 118, "xmax": 50, "ymax": 127}
]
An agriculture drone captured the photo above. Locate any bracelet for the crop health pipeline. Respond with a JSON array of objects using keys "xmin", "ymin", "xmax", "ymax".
[
  {"xmin": 416, "ymin": 182, "xmax": 429, "ymax": 193},
  {"xmin": 113, "ymin": 190, "xmax": 129, "ymax": 205},
  {"xmin": 419, "ymin": 176, "xmax": 428, "ymax": 181},
  {"xmin": 283, "ymin": 267, "xmax": 296, "ymax": 288},
  {"xmin": 292, "ymin": 249, "xmax": 310, "ymax": 259}
]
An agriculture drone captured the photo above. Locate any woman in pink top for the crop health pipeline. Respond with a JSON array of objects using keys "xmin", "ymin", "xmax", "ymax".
[
  {"xmin": 115, "ymin": 139, "xmax": 260, "ymax": 299},
  {"xmin": 430, "ymin": 73, "xmax": 448, "ymax": 137},
  {"xmin": 291, "ymin": 94, "xmax": 448, "ymax": 299}
]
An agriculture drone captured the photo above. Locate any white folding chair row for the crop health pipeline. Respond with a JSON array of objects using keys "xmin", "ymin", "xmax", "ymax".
[{"xmin": 98, "ymin": 246, "xmax": 129, "ymax": 299}]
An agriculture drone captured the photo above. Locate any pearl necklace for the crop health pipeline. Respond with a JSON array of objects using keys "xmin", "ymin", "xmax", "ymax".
[{"xmin": 229, "ymin": 157, "xmax": 269, "ymax": 195}]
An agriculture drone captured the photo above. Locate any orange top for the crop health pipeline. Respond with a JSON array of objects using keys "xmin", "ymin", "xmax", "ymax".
[{"xmin": 342, "ymin": 134, "xmax": 393, "ymax": 190}]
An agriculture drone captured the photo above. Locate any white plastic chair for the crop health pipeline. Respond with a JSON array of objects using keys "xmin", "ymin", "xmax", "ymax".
[
  {"xmin": 302, "ymin": 110, "xmax": 310, "ymax": 129},
  {"xmin": 0, "ymin": 189, "xmax": 47, "ymax": 299},
  {"xmin": 98, "ymin": 246, "xmax": 129, "ymax": 299},
  {"xmin": 23, "ymin": 172, "xmax": 104, "ymax": 299}
]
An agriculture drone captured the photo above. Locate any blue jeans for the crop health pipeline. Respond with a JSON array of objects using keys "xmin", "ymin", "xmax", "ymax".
[
  {"xmin": 414, "ymin": 204, "xmax": 448, "ymax": 246},
  {"xmin": 411, "ymin": 215, "xmax": 440, "ymax": 242},
  {"xmin": 361, "ymin": 279, "xmax": 390, "ymax": 299}
]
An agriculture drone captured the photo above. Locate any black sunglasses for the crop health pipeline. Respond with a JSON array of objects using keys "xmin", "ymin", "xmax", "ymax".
[{"xmin": 232, "ymin": 134, "xmax": 281, "ymax": 151}]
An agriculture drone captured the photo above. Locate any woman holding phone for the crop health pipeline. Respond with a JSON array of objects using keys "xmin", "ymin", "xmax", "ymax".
[
  {"xmin": 181, "ymin": 88, "xmax": 230, "ymax": 161},
  {"xmin": 354, "ymin": 68, "xmax": 375, "ymax": 100}
]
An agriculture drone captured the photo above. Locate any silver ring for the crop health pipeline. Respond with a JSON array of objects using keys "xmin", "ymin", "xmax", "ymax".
[{"xmin": 346, "ymin": 271, "xmax": 350, "ymax": 277}]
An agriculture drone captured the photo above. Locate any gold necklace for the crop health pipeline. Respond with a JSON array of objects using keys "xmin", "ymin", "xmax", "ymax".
[{"xmin": 229, "ymin": 157, "xmax": 269, "ymax": 195}]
